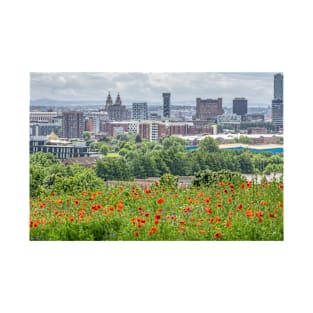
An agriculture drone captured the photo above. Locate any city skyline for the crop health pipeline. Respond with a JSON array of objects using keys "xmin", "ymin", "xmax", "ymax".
[{"xmin": 30, "ymin": 72, "xmax": 277, "ymax": 106}]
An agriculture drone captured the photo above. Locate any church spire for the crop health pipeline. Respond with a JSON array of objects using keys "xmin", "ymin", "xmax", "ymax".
[
  {"xmin": 105, "ymin": 91, "xmax": 113, "ymax": 111},
  {"xmin": 115, "ymin": 92, "xmax": 122, "ymax": 106}
]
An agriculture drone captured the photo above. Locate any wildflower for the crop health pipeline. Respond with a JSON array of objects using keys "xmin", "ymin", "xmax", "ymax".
[
  {"xmin": 245, "ymin": 209, "xmax": 253, "ymax": 218},
  {"xmin": 157, "ymin": 198, "xmax": 164, "ymax": 204},
  {"xmin": 227, "ymin": 198, "xmax": 232, "ymax": 203},
  {"xmin": 225, "ymin": 222, "xmax": 232, "ymax": 228},
  {"xmin": 215, "ymin": 217, "xmax": 221, "ymax": 224},
  {"xmin": 255, "ymin": 211, "xmax": 264, "ymax": 217},
  {"xmin": 217, "ymin": 203, "xmax": 223, "ymax": 208},
  {"xmin": 204, "ymin": 197, "xmax": 211, "ymax": 204},
  {"xmin": 240, "ymin": 183, "xmax": 245, "ymax": 189},
  {"xmin": 144, "ymin": 212, "xmax": 150, "ymax": 217},
  {"xmin": 155, "ymin": 214, "xmax": 161, "ymax": 220},
  {"xmin": 268, "ymin": 213, "xmax": 276, "ymax": 218},
  {"xmin": 134, "ymin": 231, "xmax": 139, "ymax": 237},
  {"xmin": 145, "ymin": 189, "xmax": 152, "ymax": 194},
  {"xmin": 57, "ymin": 200, "xmax": 63, "ymax": 204},
  {"xmin": 69, "ymin": 217, "xmax": 74, "ymax": 222},
  {"xmin": 203, "ymin": 207, "xmax": 212, "ymax": 214},
  {"xmin": 237, "ymin": 203, "xmax": 243, "ymax": 211},
  {"xmin": 200, "ymin": 230, "xmax": 206, "ymax": 235},
  {"xmin": 214, "ymin": 232, "xmax": 221, "ymax": 239}
]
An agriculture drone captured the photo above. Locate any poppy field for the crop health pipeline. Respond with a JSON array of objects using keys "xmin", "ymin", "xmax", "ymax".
[{"xmin": 29, "ymin": 178, "xmax": 283, "ymax": 241}]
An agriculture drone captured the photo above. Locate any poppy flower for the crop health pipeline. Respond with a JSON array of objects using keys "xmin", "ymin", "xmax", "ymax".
[
  {"xmin": 157, "ymin": 198, "xmax": 164, "ymax": 204},
  {"xmin": 155, "ymin": 214, "xmax": 161, "ymax": 220},
  {"xmin": 268, "ymin": 213, "xmax": 276, "ymax": 218},
  {"xmin": 237, "ymin": 204, "xmax": 243, "ymax": 211},
  {"xmin": 134, "ymin": 231, "xmax": 139, "ymax": 237},
  {"xmin": 204, "ymin": 197, "xmax": 211, "ymax": 204},
  {"xmin": 214, "ymin": 232, "xmax": 221, "ymax": 239},
  {"xmin": 199, "ymin": 230, "xmax": 206, "ymax": 235},
  {"xmin": 217, "ymin": 203, "xmax": 223, "ymax": 208},
  {"xmin": 69, "ymin": 217, "xmax": 74, "ymax": 222},
  {"xmin": 225, "ymin": 222, "xmax": 232, "ymax": 228},
  {"xmin": 245, "ymin": 209, "xmax": 253, "ymax": 218},
  {"xmin": 203, "ymin": 207, "xmax": 212, "ymax": 214},
  {"xmin": 255, "ymin": 211, "xmax": 264, "ymax": 217}
]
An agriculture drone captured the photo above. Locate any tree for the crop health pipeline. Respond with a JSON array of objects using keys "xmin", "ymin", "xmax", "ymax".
[
  {"xmin": 83, "ymin": 131, "xmax": 91, "ymax": 141},
  {"xmin": 198, "ymin": 137, "xmax": 219, "ymax": 153},
  {"xmin": 135, "ymin": 134, "xmax": 142, "ymax": 143},
  {"xmin": 100, "ymin": 144, "xmax": 109, "ymax": 155}
]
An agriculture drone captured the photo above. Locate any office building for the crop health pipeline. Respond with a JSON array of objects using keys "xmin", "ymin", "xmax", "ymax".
[
  {"xmin": 163, "ymin": 93, "xmax": 171, "ymax": 118},
  {"xmin": 272, "ymin": 99, "xmax": 283, "ymax": 130},
  {"xmin": 132, "ymin": 102, "xmax": 148, "ymax": 120},
  {"xmin": 274, "ymin": 73, "xmax": 283, "ymax": 100},
  {"xmin": 233, "ymin": 97, "xmax": 248, "ymax": 116},
  {"xmin": 62, "ymin": 111, "xmax": 84, "ymax": 139},
  {"xmin": 195, "ymin": 97, "xmax": 223, "ymax": 120}
]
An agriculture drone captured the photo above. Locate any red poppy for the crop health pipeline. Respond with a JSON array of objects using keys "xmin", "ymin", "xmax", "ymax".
[
  {"xmin": 245, "ymin": 209, "xmax": 253, "ymax": 218},
  {"xmin": 144, "ymin": 212, "xmax": 149, "ymax": 217},
  {"xmin": 225, "ymin": 222, "xmax": 232, "ymax": 228},
  {"xmin": 215, "ymin": 217, "xmax": 221, "ymax": 223},
  {"xmin": 255, "ymin": 211, "xmax": 264, "ymax": 217},
  {"xmin": 199, "ymin": 230, "xmax": 206, "ymax": 235},
  {"xmin": 154, "ymin": 220, "xmax": 159, "ymax": 225},
  {"xmin": 203, "ymin": 207, "xmax": 212, "ymax": 214},
  {"xmin": 214, "ymin": 232, "xmax": 221, "ymax": 239},
  {"xmin": 240, "ymin": 183, "xmax": 245, "ymax": 189},
  {"xmin": 268, "ymin": 213, "xmax": 276, "ymax": 218},
  {"xmin": 69, "ymin": 217, "xmax": 74, "ymax": 222},
  {"xmin": 204, "ymin": 197, "xmax": 211, "ymax": 204},
  {"xmin": 227, "ymin": 198, "xmax": 232, "ymax": 203},
  {"xmin": 155, "ymin": 214, "xmax": 161, "ymax": 220},
  {"xmin": 237, "ymin": 204, "xmax": 243, "ymax": 211},
  {"xmin": 157, "ymin": 198, "xmax": 164, "ymax": 204},
  {"xmin": 217, "ymin": 203, "xmax": 223, "ymax": 208},
  {"xmin": 134, "ymin": 231, "xmax": 139, "ymax": 237},
  {"xmin": 57, "ymin": 199, "xmax": 63, "ymax": 204},
  {"xmin": 145, "ymin": 189, "xmax": 152, "ymax": 194}
]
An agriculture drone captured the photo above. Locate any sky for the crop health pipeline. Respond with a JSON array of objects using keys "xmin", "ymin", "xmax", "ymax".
[{"xmin": 30, "ymin": 72, "xmax": 277, "ymax": 106}]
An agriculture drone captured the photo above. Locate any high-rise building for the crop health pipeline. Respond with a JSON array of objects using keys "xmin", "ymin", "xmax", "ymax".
[
  {"xmin": 163, "ymin": 93, "xmax": 171, "ymax": 118},
  {"xmin": 272, "ymin": 99, "xmax": 283, "ymax": 130},
  {"xmin": 62, "ymin": 111, "xmax": 84, "ymax": 138},
  {"xmin": 195, "ymin": 97, "xmax": 223, "ymax": 120},
  {"xmin": 274, "ymin": 73, "xmax": 283, "ymax": 100},
  {"xmin": 233, "ymin": 97, "xmax": 248, "ymax": 116},
  {"xmin": 132, "ymin": 102, "xmax": 148, "ymax": 120},
  {"xmin": 272, "ymin": 73, "xmax": 284, "ymax": 131}
]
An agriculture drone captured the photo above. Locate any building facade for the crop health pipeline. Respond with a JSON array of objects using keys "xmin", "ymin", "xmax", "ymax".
[
  {"xmin": 62, "ymin": 111, "xmax": 85, "ymax": 139},
  {"xmin": 195, "ymin": 97, "xmax": 223, "ymax": 120},
  {"xmin": 272, "ymin": 99, "xmax": 283, "ymax": 130},
  {"xmin": 30, "ymin": 137, "xmax": 89, "ymax": 160},
  {"xmin": 233, "ymin": 97, "xmax": 248, "ymax": 116},
  {"xmin": 132, "ymin": 102, "xmax": 148, "ymax": 120},
  {"xmin": 163, "ymin": 93, "xmax": 171, "ymax": 118},
  {"xmin": 274, "ymin": 73, "xmax": 283, "ymax": 100},
  {"xmin": 106, "ymin": 93, "xmax": 130, "ymax": 121}
]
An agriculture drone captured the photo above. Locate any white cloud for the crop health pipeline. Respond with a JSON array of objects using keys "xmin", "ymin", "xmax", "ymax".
[{"xmin": 30, "ymin": 72, "xmax": 276, "ymax": 106}]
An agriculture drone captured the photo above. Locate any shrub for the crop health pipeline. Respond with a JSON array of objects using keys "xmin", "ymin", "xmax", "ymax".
[{"xmin": 192, "ymin": 169, "xmax": 246, "ymax": 187}]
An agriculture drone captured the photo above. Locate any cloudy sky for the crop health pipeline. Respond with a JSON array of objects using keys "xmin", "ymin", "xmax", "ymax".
[{"xmin": 30, "ymin": 72, "xmax": 276, "ymax": 106}]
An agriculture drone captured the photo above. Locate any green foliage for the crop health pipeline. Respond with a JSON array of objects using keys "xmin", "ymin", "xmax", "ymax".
[
  {"xmin": 235, "ymin": 135, "xmax": 253, "ymax": 144},
  {"xmin": 100, "ymin": 143, "xmax": 109, "ymax": 155},
  {"xmin": 192, "ymin": 169, "xmax": 246, "ymax": 187},
  {"xmin": 159, "ymin": 173, "xmax": 178, "ymax": 188},
  {"xmin": 30, "ymin": 152, "xmax": 104, "ymax": 197},
  {"xmin": 198, "ymin": 137, "xmax": 220, "ymax": 153}
]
